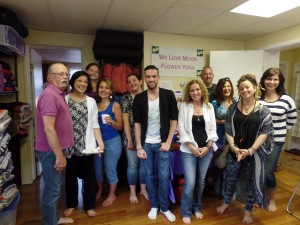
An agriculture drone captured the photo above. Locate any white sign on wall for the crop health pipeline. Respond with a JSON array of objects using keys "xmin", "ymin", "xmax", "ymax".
[{"xmin": 151, "ymin": 45, "xmax": 204, "ymax": 77}]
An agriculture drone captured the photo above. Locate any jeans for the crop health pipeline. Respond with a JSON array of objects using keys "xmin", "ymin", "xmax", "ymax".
[
  {"xmin": 266, "ymin": 142, "xmax": 284, "ymax": 191},
  {"xmin": 36, "ymin": 151, "xmax": 62, "ymax": 225},
  {"xmin": 94, "ymin": 153, "xmax": 104, "ymax": 181},
  {"xmin": 141, "ymin": 143, "xmax": 170, "ymax": 212},
  {"xmin": 224, "ymin": 153, "xmax": 254, "ymax": 211},
  {"xmin": 103, "ymin": 135, "xmax": 122, "ymax": 184},
  {"xmin": 126, "ymin": 149, "xmax": 146, "ymax": 185},
  {"xmin": 180, "ymin": 150, "xmax": 213, "ymax": 218}
]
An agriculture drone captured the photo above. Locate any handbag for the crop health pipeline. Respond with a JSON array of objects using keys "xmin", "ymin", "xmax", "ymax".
[{"xmin": 215, "ymin": 144, "xmax": 230, "ymax": 169}]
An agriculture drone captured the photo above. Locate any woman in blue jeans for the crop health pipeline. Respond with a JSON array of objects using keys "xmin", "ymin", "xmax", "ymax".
[
  {"xmin": 178, "ymin": 79, "xmax": 218, "ymax": 224},
  {"xmin": 121, "ymin": 73, "xmax": 148, "ymax": 203},
  {"xmin": 95, "ymin": 78, "xmax": 123, "ymax": 207},
  {"xmin": 259, "ymin": 68, "xmax": 297, "ymax": 212}
]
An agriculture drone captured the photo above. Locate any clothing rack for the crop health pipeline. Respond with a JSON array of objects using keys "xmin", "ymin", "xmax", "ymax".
[{"xmin": 286, "ymin": 179, "xmax": 300, "ymax": 220}]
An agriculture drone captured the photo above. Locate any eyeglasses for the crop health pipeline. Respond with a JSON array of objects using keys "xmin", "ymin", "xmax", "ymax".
[{"xmin": 50, "ymin": 72, "xmax": 70, "ymax": 77}]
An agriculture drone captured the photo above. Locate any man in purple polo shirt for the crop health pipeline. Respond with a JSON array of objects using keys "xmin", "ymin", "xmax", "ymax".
[{"xmin": 35, "ymin": 63, "xmax": 74, "ymax": 225}]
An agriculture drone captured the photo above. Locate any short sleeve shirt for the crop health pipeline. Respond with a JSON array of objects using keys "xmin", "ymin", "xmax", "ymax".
[{"xmin": 35, "ymin": 84, "xmax": 74, "ymax": 151}]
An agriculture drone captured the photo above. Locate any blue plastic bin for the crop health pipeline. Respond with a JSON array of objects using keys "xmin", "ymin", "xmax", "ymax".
[{"xmin": 0, "ymin": 193, "xmax": 20, "ymax": 225}]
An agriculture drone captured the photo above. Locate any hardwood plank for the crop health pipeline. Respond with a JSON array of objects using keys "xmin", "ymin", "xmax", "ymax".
[{"xmin": 16, "ymin": 151, "xmax": 300, "ymax": 224}]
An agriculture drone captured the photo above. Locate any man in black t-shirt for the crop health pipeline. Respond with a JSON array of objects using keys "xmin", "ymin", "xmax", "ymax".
[{"xmin": 200, "ymin": 66, "xmax": 216, "ymax": 102}]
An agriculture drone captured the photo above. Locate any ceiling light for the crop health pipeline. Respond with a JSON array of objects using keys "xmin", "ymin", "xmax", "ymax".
[{"xmin": 231, "ymin": 0, "xmax": 300, "ymax": 18}]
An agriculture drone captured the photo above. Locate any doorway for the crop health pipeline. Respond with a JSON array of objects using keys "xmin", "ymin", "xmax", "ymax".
[{"xmin": 28, "ymin": 45, "xmax": 82, "ymax": 177}]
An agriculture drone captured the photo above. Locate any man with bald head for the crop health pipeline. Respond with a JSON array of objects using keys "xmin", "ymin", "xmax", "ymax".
[
  {"xmin": 200, "ymin": 66, "xmax": 217, "ymax": 101},
  {"xmin": 35, "ymin": 63, "xmax": 74, "ymax": 225}
]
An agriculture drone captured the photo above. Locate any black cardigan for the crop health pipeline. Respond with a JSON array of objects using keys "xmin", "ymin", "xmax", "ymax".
[{"xmin": 132, "ymin": 88, "xmax": 178, "ymax": 145}]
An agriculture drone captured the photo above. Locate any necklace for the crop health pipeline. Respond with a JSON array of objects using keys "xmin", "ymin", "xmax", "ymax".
[
  {"xmin": 242, "ymin": 100, "xmax": 256, "ymax": 114},
  {"xmin": 101, "ymin": 101, "xmax": 109, "ymax": 106}
]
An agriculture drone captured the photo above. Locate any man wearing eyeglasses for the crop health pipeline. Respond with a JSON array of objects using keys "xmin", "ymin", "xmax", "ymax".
[
  {"xmin": 200, "ymin": 66, "xmax": 217, "ymax": 102},
  {"xmin": 35, "ymin": 63, "xmax": 74, "ymax": 225}
]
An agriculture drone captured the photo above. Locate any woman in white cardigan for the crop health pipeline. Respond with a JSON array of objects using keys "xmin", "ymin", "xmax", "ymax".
[
  {"xmin": 178, "ymin": 79, "xmax": 218, "ymax": 224},
  {"xmin": 64, "ymin": 71, "xmax": 104, "ymax": 218}
]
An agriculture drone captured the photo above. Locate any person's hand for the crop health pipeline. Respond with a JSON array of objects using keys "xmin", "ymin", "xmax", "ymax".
[
  {"xmin": 137, "ymin": 148, "xmax": 147, "ymax": 159},
  {"xmin": 236, "ymin": 149, "xmax": 247, "ymax": 162},
  {"xmin": 198, "ymin": 146, "xmax": 210, "ymax": 158},
  {"xmin": 191, "ymin": 146, "xmax": 200, "ymax": 157},
  {"xmin": 127, "ymin": 140, "xmax": 134, "ymax": 150},
  {"xmin": 159, "ymin": 142, "xmax": 170, "ymax": 152},
  {"xmin": 239, "ymin": 149, "xmax": 251, "ymax": 161},
  {"xmin": 54, "ymin": 154, "xmax": 66, "ymax": 172},
  {"xmin": 104, "ymin": 115, "xmax": 113, "ymax": 125}
]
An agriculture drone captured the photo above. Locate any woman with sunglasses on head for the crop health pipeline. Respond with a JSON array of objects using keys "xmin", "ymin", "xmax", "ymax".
[
  {"xmin": 259, "ymin": 68, "xmax": 297, "ymax": 212},
  {"xmin": 217, "ymin": 74, "xmax": 274, "ymax": 224},
  {"xmin": 212, "ymin": 77, "xmax": 235, "ymax": 145}
]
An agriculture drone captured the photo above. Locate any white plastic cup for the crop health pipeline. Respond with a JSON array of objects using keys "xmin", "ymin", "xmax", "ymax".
[{"xmin": 101, "ymin": 114, "xmax": 109, "ymax": 124}]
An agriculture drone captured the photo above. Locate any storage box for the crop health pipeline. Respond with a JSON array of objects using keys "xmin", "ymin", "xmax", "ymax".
[
  {"xmin": 172, "ymin": 176, "xmax": 184, "ymax": 203},
  {"xmin": 0, "ymin": 193, "xmax": 20, "ymax": 225}
]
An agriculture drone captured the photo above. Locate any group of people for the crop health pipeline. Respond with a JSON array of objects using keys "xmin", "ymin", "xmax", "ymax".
[
  {"xmin": 35, "ymin": 62, "xmax": 297, "ymax": 225},
  {"xmin": 200, "ymin": 67, "xmax": 296, "ymax": 224}
]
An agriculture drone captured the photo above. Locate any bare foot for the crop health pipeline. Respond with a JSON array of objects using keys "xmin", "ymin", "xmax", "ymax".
[
  {"xmin": 129, "ymin": 192, "xmax": 138, "ymax": 203},
  {"xmin": 182, "ymin": 217, "xmax": 191, "ymax": 224},
  {"xmin": 102, "ymin": 195, "xmax": 116, "ymax": 207},
  {"xmin": 96, "ymin": 190, "xmax": 102, "ymax": 200},
  {"xmin": 267, "ymin": 199, "xmax": 277, "ymax": 212},
  {"xmin": 87, "ymin": 209, "xmax": 98, "ymax": 218},
  {"xmin": 140, "ymin": 190, "xmax": 149, "ymax": 200},
  {"xmin": 57, "ymin": 217, "xmax": 74, "ymax": 224},
  {"xmin": 242, "ymin": 210, "xmax": 253, "ymax": 224},
  {"xmin": 195, "ymin": 212, "xmax": 203, "ymax": 219},
  {"xmin": 216, "ymin": 203, "xmax": 229, "ymax": 214},
  {"xmin": 64, "ymin": 208, "xmax": 75, "ymax": 217}
]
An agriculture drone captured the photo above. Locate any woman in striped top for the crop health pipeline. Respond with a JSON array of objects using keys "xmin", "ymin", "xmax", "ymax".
[{"xmin": 259, "ymin": 68, "xmax": 297, "ymax": 213}]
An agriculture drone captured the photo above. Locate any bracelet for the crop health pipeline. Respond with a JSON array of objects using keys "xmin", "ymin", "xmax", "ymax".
[
  {"xmin": 249, "ymin": 147, "xmax": 255, "ymax": 155},
  {"xmin": 247, "ymin": 149, "xmax": 252, "ymax": 156},
  {"xmin": 136, "ymin": 147, "xmax": 143, "ymax": 150},
  {"xmin": 206, "ymin": 144, "xmax": 212, "ymax": 149}
]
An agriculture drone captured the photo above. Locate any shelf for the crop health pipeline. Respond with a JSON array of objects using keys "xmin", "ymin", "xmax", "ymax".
[{"xmin": 0, "ymin": 91, "xmax": 17, "ymax": 95}]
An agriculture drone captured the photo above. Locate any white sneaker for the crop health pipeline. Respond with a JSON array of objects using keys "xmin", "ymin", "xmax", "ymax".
[
  {"xmin": 148, "ymin": 208, "xmax": 158, "ymax": 220},
  {"xmin": 160, "ymin": 210, "xmax": 176, "ymax": 222}
]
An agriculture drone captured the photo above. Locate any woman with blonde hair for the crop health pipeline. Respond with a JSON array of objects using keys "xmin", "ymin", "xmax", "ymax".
[
  {"xmin": 217, "ymin": 74, "xmax": 274, "ymax": 224},
  {"xmin": 178, "ymin": 79, "xmax": 218, "ymax": 224}
]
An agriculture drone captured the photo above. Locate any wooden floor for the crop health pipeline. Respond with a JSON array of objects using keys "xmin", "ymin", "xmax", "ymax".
[{"xmin": 16, "ymin": 151, "xmax": 300, "ymax": 225}]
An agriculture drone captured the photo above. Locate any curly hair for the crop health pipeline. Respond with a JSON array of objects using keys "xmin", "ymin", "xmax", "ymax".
[
  {"xmin": 96, "ymin": 77, "xmax": 115, "ymax": 101},
  {"xmin": 213, "ymin": 77, "xmax": 234, "ymax": 106},
  {"xmin": 260, "ymin": 68, "xmax": 286, "ymax": 98},
  {"xmin": 237, "ymin": 74, "xmax": 261, "ymax": 100},
  {"xmin": 183, "ymin": 79, "xmax": 210, "ymax": 107}
]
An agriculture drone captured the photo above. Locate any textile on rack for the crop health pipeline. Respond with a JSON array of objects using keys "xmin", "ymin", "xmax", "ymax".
[{"xmin": 0, "ymin": 103, "xmax": 32, "ymax": 137}]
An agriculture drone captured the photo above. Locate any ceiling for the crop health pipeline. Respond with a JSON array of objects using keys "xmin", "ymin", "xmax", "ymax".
[{"xmin": 1, "ymin": 0, "xmax": 300, "ymax": 63}]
